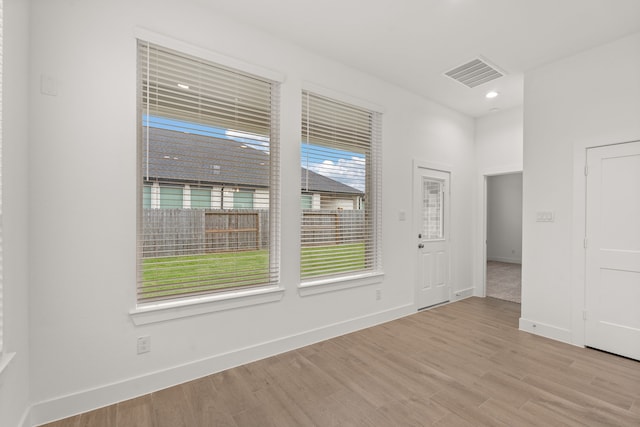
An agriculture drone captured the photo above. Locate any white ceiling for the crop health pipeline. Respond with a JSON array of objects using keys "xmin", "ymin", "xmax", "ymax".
[{"xmin": 198, "ymin": 0, "xmax": 640, "ymax": 118}]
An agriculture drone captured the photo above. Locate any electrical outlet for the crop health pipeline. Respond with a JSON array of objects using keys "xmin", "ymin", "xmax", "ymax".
[{"xmin": 137, "ymin": 336, "xmax": 151, "ymax": 354}]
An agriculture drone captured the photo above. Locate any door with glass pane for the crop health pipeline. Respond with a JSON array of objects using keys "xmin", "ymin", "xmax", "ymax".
[{"xmin": 415, "ymin": 167, "xmax": 450, "ymax": 309}]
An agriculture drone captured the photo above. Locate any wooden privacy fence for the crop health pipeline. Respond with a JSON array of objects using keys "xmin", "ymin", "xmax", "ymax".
[
  {"xmin": 301, "ymin": 209, "xmax": 365, "ymax": 246},
  {"xmin": 142, "ymin": 209, "xmax": 366, "ymax": 258},
  {"xmin": 142, "ymin": 209, "xmax": 268, "ymax": 258}
]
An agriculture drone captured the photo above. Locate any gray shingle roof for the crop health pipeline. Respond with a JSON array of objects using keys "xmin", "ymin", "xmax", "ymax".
[{"xmin": 144, "ymin": 127, "xmax": 362, "ymax": 195}]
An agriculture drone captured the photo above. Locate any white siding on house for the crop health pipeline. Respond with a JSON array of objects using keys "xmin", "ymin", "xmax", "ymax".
[
  {"xmin": 151, "ymin": 182, "xmax": 160, "ymax": 209},
  {"xmin": 211, "ymin": 186, "xmax": 222, "ymax": 209},
  {"xmin": 183, "ymin": 184, "xmax": 191, "ymax": 209},
  {"xmin": 254, "ymin": 189, "xmax": 269, "ymax": 209},
  {"xmin": 321, "ymin": 197, "xmax": 357, "ymax": 210}
]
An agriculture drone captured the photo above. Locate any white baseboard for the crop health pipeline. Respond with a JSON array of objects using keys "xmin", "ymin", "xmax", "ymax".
[
  {"xmin": 519, "ymin": 317, "xmax": 572, "ymax": 344},
  {"xmin": 29, "ymin": 304, "xmax": 414, "ymax": 426},
  {"xmin": 452, "ymin": 287, "xmax": 474, "ymax": 301},
  {"xmin": 487, "ymin": 256, "xmax": 521, "ymax": 264}
]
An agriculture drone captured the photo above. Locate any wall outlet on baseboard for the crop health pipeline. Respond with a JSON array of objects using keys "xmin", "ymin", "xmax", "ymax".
[{"xmin": 454, "ymin": 289, "xmax": 473, "ymax": 299}]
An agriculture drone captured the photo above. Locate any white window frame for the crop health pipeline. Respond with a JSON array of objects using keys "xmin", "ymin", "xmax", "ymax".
[
  {"xmin": 130, "ymin": 30, "xmax": 285, "ymax": 324},
  {"xmin": 298, "ymin": 84, "xmax": 384, "ymax": 296}
]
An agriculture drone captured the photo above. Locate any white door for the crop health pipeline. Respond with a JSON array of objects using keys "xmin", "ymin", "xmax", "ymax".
[
  {"xmin": 415, "ymin": 167, "xmax": 450, "ymax": 309},
  {"xmin": 585, "ymin": 141, "xmax": 640, "ymax": 361}
]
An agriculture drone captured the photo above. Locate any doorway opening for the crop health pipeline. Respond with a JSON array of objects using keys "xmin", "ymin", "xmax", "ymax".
[{"xmin": 485, "ymin": 173, "xmax": 522, "ymax": 304}]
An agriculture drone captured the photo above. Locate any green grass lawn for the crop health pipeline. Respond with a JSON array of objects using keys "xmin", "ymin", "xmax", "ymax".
[
  {"xmin": 141, "ymin": 243, "xmax": 366, "ymax": 301},
  {"xmin": 300, "ymin": 243, "xmax": 366, "ymax": 279}
]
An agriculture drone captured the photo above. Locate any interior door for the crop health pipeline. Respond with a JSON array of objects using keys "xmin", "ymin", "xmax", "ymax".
[
  {"xmin": 415, "ymin": 167, "xmax": 450, "ymax": 309},
  {"xmin": 585, "ymin": 141, "xmax": 640, "ymax": 361}
]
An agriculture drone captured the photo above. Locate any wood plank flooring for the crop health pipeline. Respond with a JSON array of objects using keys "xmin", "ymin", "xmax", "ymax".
[{"xmin": 41, "ymin": 297, "xmax": 640, "ymax": 426}]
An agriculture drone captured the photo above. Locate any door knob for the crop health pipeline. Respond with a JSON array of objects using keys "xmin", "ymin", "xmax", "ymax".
[{"xmin": 418, "ymin": 243, "xmax": 424, "ymax": 249}]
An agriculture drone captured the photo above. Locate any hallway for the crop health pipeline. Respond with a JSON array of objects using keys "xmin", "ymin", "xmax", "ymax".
[{"xmin": 486, "ymin": 261, "xmax": 521, "ymax": 304}]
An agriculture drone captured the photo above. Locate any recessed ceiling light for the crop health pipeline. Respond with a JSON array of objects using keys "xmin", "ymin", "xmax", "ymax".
[
  {"xmin": 177, "ymin": 83, "xmax": 190, "ymax": 90},
  {"xmin": 485, "ymin": 90, "xmax": 499, "ymax": 99}
]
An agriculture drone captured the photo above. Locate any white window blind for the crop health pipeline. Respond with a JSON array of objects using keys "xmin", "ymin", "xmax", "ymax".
[
  {"xmin": 301, "ymin": 91, "xmax": 381, "ymax": 280},
  {"xmin": 138, "ymin": 41, "xmax": 280, "ymax": 303}
]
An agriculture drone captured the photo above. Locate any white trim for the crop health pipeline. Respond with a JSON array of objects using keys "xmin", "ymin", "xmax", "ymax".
[
  {"xmin": 130, "ymin": 286, "xmax": 285, "ymax": 325},
  {"xmin": 413, "ymin": 159, "xmax": 453, "ymax": 175},
  {"xmin": 302, "ymin": 81, "xmax": 385, "ymax": 113},
  {"xmin": 487, "ymin": 256, "xmax": 521, "ymax": 264},
  {"xmin": 0, "ymin": 351, "xmax": 15, "ymax": 376},
  {"xmin": 476, "ymin": 167, "xmax": 523, "ymax": 299},
  {"xmin": 134, "ymin": 28, "xmax": 285, "ymax": 83},
  {"xmin": 519, "ymin": 317, "xmax": 574, "ymax": 345},
  {"xmin": 298, "ymin": 272, "xmax": 384, "ymax": 296},
  {"xmin": 32, "ymin": 303, "xmax": 413, "ymax": 426},
  {"xmin": 451, "ymin": 287, "xmax": 474, "ymax": 301}
]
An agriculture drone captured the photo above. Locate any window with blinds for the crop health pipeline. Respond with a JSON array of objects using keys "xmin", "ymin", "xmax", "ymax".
[
  {"xmin": 301, "ymin": 91, "xmax": 381, "ymax": 280},
  {"xmin": 137, "ymin": 40, "xmax": 280, "ymax": 304}
]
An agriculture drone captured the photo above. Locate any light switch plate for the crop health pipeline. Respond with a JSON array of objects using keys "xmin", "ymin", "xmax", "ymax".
[{"xmin": 536, "ymin": 211, "xmax": 554, "ymax": 222}]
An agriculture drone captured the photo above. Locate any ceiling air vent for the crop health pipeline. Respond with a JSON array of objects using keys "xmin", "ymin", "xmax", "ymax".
[{"xmin": 445, "ymin": 57, "xmax": 504, "ymax": 88}]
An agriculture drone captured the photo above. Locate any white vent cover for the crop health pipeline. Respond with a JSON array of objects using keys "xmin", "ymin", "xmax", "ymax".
[{"xmin": 445, "ymin": 58, "xmax": 504, "ymax": 88}]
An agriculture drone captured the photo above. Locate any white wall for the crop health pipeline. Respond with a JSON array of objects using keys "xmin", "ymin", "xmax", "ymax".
[
  {"xmin": 487, "ymin": 173, "xmax": 522, "ymax": 263},
  {"xmin": 473, "ymin": 107, "xmax": 524, "ymax": 295},
  {"xmin": 0, "ymin": 0, "xmax": 31, "ymax": 426},
  {"xmin": 521, "ymin": 32, "xmax": 640, "ymax": 344},
  {"xmin": 27, "ymin": 0, "xmax": 476, "ymax": 424},
  {"xmin": 476, "ymin": 107, "xmax": 523, "ymax": 175}
]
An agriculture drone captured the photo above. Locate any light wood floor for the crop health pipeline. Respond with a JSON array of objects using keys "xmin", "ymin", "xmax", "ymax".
[{"xmin": 43, "ymin": 297, "xmax": 640, "ymax": 426}]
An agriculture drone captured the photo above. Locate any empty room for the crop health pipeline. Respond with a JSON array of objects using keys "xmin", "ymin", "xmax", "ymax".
[{"xmin": 1, "ymin": 1, "xmax": 639, "ymax": 426}]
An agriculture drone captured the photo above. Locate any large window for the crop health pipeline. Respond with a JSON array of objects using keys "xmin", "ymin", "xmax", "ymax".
[
  {"xmin": 301, "ymin": 91, "xmax": 382, "ymax": 281},
  {"xmin": 137, "ymin": 41, "xmax": 280, "ymax": 304}
]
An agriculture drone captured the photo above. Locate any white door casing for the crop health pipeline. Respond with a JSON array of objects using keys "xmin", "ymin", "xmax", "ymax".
[
  {"xmin": 585, "ymin": 141, "xmax": 640, "ymax": 361},
  {"xmin": 415, "ymin": 167, "xmax": 451, "ymax": 309}
]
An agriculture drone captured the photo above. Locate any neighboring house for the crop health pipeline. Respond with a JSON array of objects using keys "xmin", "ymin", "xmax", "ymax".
[{"xmin": 143, "ymin": 127, "xmax": 363, "ymax": 210}]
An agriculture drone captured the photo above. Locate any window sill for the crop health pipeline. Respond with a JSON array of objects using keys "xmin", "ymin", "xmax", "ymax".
[
  {"xmin": 0, "ymin": 352, "xmax": 16, "ymax": 376},
  {"xmin": 298, "ymin": 271, "xmax": 384, "ymax": 296},
  {"xmin": 130, "ymin": 286, "xmax": 285, "ymax": 325}
]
